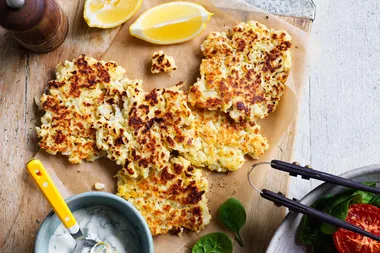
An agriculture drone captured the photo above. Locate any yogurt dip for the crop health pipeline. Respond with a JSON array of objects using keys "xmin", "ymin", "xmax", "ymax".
[{"xmin": 48, "ymin": 206, "xmax": 141, "ymax": 253}]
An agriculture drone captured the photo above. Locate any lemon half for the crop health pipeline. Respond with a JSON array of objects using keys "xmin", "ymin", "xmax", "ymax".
[
  {"xmin": 130, "ymin": 1, "xmax": 213, "ymax": 44},
  {"xmin": 84, "ymin": 0, "xmax": 143, "ymax": 28}
]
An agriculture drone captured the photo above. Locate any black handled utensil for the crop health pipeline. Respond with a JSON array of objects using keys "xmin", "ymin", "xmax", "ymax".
[
  {"xmin": 261, "ymin": 189, "xmax": 380, "ymax": 242},
  {"xmin": 248, "ymin": 160, "xmax": 380, "ymax": 242},
  {"xmin": 271, "ymin": 160, "xmax": 380, "ymax": 194}
]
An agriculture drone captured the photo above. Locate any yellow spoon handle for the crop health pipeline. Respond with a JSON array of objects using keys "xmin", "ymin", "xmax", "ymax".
[{"xmin": 26, "ymin": 159, "xmax": 79, "ymax": 233}]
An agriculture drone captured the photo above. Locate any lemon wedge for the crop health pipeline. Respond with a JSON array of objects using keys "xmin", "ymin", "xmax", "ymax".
[
  {"xmin": 84, "ymin": 0, "xmax": 143, "ymax": 28},
  {"xmin": 130, "ymin": 1, "xmax": 213, "ymax": 44}
]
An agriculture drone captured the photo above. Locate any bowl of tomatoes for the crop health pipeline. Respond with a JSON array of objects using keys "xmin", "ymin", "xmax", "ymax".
[{"xmin": 267, "ymin": 164, "xmax": 380, "ymax": 253}]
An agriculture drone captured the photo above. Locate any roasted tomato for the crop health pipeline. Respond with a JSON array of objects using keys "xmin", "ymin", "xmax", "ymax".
[{"xmin": 333, "ymin": 204, "xmax": 380, "ymax": 253}]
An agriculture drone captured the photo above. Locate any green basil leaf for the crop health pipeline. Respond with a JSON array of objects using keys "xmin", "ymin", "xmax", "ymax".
[
  {"xmin": 218, "ymin": 198, "xmax": 246, "ymax": 247},
  {"xmin": 192, "ymin": 233, "xmax": 233, "ymax": 253}
]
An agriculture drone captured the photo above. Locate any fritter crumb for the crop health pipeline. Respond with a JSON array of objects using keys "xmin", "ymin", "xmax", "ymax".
[
  {"xmin": 94, "ymin": 182, "xmax": 105, "ymax": 190},
  {"xmin": 151, "ymin": 51, "xmax": 177, "ymax": 74}
]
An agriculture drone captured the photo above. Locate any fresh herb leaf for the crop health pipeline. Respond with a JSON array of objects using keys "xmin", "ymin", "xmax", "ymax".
[
  {"xmin": 363, "ymin": 182, "xmax": 377, "ymax": 187},
  {"xmin": 355, "ymin": 190, "xmax": 375, "ymax": 204},
  {"xmin": 319, "ymin": 182, "xmax": 376, "ymax": 234},
  {"xmin": 299, "ymin": 196, "xmax": 333, "ymax": 244},
  {"xmin": 299, "ymin": 215, "xmax": 317, "ymax": 245},
  {"xmin": 320, "ymin": 195, "xmax": 357, "ymax": 234},
  {"xmin": 299, "ymin": 182, "xmax": 377, "ymax": 251},
  {"xmin": 369, "ymin": 195, "xmax": 380, "ymax": 207},
  {"xmin": 192, "ymin": 233, "xmax": 233, "ymax": 253},
  {"xmin": 218, "ymin": 198, "xmax": 246, "ymax": 247},
  {"xmin": 321, "ymin": 189, "xmax": 357, "ymax": 215},
  {"xmin": 321, "ymin": 183, "xmax": 375, "ymax": 216}
]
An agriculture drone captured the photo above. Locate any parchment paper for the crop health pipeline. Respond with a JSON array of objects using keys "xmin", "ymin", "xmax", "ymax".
[{"xmin": 34, "ymin": 0, "xmax": 313, "ymax": 251}]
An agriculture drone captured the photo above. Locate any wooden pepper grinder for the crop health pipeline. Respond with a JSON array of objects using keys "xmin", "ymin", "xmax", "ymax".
[{"xmin": 0, "ymin": 0, "xmax": 69, "ymax": 53}]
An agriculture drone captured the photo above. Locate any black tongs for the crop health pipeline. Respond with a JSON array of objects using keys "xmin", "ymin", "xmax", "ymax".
[{"xmin": 248, "ymin": 160, "xmax": 380, "ymax": 242}]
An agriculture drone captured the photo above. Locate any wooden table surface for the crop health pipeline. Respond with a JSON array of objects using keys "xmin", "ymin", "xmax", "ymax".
[{"xmin": 0, "ymin": 1, "xmax": 312, "ymax": 252}]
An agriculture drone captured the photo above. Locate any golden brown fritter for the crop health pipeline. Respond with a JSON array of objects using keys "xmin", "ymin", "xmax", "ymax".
[
  {"xmin": 181, "ymin": 108, "xmax": 269, "ymax": 172},
  {"xmin": 189, "ymin": 21, "xmax": 292, "ymax": 123},
  {"xmin": 116, "ymin": 156, "xmax": 211, "ymax": 236},
  {"xmin": 36, "ymin": 55, "xmax": 127, "ymax": 163},
  {"xmin": 95, "ymin": 82, "xmax": 194, "ymax": 178}
]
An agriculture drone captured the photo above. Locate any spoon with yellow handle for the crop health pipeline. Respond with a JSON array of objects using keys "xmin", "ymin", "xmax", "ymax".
[{"xmin": 27, "ymin": 159, "xmax": 112, "ymax": 253}]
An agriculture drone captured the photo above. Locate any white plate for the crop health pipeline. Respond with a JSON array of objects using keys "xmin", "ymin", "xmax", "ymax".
[{"xmin": 266, "ymin": 164, "xmax": 380, "ymax": 253}]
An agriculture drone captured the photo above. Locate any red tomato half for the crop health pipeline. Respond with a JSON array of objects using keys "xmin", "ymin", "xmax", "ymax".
[{"xmin": 333, "ymin": 204, "xmax": 380, "ymax": 253}]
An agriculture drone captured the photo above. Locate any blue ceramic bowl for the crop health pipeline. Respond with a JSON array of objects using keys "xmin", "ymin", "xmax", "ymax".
[{"xmin": 35, "ymin": 192, "xmax": 153, "ymax": 253}]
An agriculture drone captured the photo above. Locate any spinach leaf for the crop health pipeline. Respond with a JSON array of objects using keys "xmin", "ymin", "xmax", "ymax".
[
  {"xmin": 321, "ymin": 189, "xmax": 356, "ymax": 215},
  {"xmin": 353, "ymin": 190, "xmax": 374, "ymax": 204},
  {"xmin": 321, "ymin": 183, "xmax": 375, "ymax": 214},
  {"xmin": 319, "ymin": 182, "xmax": 376, "ymax": 234},
  {"xmin": 299, "ymin": 215, "xmax": 317, "ymax": 245},
  {"xmin": 299, "ymin": 196, "xmax": 333, "ymax": 244},
  {"xmin": 218, "ymin": 198, "xmax": 246, "ymax": 247},
  {"xmin": 192, "ymin": 233, "xmax": 233, "ymax": 253},
  {"xmin": 299, "ymin": 182, "xmax": 378, "ymax": 251},
  {"xmin": 369, "ymin": 195, "xmax": 380, "ymax": 207},
  {"xmin": 320, "ymin": 195, "xmax": 357, "ymax": 234},
  {"xmin": 362, "ymin": 182, "xmax": 376, "ymax": 187}
]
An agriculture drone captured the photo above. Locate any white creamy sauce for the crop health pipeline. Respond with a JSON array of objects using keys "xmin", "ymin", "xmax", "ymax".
[{"xmin": 48, "ymin": 206, "xmax": 141, "ymax": 253}]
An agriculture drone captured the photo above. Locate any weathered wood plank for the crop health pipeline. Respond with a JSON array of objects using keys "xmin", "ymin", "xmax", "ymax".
[
  {"xmin": 0, "ymin": 0, "xmax": 120, "ymax": 252},
  {"xmin": 0, "ymin": 31, "xmax": 30, "ymax": 252}
]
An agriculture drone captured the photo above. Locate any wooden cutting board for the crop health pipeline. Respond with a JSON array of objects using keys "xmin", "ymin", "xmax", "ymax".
[{"xmin": 0, "ymin": 1, "xmax": 312, "ymax": 252}]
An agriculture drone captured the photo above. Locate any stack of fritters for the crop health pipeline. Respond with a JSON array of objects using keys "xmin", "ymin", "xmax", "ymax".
[{"xmin": 37, "ymin": 21, "xmax": 291, "ymax": 236}]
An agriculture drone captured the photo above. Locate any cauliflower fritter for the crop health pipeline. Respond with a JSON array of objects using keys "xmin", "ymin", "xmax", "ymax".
[
  {"xmin": 116, "ymin": 156, "xmax": 211, "ymax": 236},
  {"xmin": 151, "ymin": 50, "xmax": 177, "ymax": 74},
  {"xmin": 189, "ymin": 21, "xmax": 292, "ymax": 123},
  {"xmin": 181, "ymin": 108, "xmax": 269, "ymax": 172},
  {"xmin": 36, "ymin": 55, "xmax": 127, "ymax": 163},
  {"xmin": 94, "ymin": 82, "xmax": 194, "ymax": 178}
]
